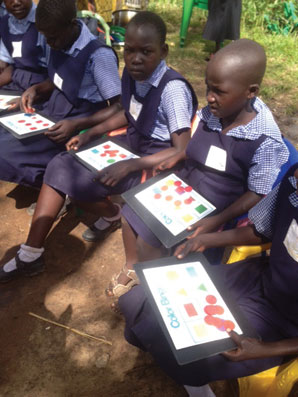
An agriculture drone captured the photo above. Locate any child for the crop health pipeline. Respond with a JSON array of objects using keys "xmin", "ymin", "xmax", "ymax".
[
  {"xmin": 109, "ymin": 39, "xmax": 289, "ymax": 298},
  {"xmin": 0, "ymin": 0, "xmax": 121, "ymax": 188},
  {"xmin": 0, "ymin": 0, "xmax": 48, "ymax": 93},
  {"xmin": 0, "ymin": 11, "xmax": 198, "ymax": 282},
  {"xmin": 119, "ymin": 163, "xmax": 298, "ymax": 390}
]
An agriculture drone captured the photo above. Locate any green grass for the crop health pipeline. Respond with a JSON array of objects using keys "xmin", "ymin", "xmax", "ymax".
[{"xmin": 146, "ymin": 0, "xmax": 298, "ymax": 117}]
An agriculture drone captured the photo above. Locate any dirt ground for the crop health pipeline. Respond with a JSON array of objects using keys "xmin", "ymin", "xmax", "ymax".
[{"xmin": 0, "ymin": 119, "xmax": 297, "ymax": 397}]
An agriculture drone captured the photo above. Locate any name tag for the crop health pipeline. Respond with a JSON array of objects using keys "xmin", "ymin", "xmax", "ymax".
[
  {"xmin": 205, "ymin": 145, "xmax": 227, "ymax": 171},
  {"xmin": 129, "ymin": 95, "xmax": 143, "ymax": 121},
  {"xmin": 53, "ymin": 73, "xmax": 63, "ymax": 90},
  {"xmin": 283, "ymin": 218, "xmax": 298, "ymax": 262},
  {"xmin": 12, "ymin": 41, "xmax": 22, "ymax": 58}
]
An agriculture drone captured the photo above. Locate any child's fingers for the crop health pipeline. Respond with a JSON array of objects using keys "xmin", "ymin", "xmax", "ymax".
[{"xmin": 174, "ymin": 242, "xmax": 191, "ymax": 259}]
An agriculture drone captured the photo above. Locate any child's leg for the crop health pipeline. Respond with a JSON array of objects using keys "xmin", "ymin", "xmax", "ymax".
[
  {"xmin": 107, "ymin": 218, "xmax": 167, "ymax": 297},
  {"xmin": 0, "ymin": 184, "xmax": 66, "ymax": 282}
]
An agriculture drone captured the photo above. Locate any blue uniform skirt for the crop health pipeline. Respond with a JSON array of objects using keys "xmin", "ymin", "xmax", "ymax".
[{"xmin": 119, "ymin": 257, "xmax": 296, "ymax": 386}]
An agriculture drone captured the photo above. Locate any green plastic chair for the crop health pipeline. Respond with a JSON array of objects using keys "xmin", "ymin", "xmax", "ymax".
[
  {"xmin": 180, "ymin": 0, "xmax": 208, "ymax": 47},
  {"xmin": 77, "ymin": 10, "xmax": 111, "ymax": 46}
]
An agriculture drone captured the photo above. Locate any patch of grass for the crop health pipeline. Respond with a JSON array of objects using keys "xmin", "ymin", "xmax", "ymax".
[{"xmin": 147, "ymin": 1, "xmax": 298, "ymax": 117}]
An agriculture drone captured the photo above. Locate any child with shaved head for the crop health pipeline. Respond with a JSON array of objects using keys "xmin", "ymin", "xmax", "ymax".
[{"xmin": 111, "ymin": 38, "xmax": 288, "ymax": 298}]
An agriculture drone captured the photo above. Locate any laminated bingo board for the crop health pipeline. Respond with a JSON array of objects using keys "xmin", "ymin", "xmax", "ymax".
[
  {"xmin": 71, "ymin": 137, "xmax": 139, "ymax": 173},
  {"xmin": 135, "ymin": 253, "xmax": 258, "ymax": 365},
  {"xmin": 0, "ymin": 90, "xmax": 21, "ymax": 112},
  {"xmin": 0, "ymin": 111, "xmax": 55, "ymax": 139},
  {"xmin": 122, "ymin": 173, "xmax": 216, "ymax": 248}
]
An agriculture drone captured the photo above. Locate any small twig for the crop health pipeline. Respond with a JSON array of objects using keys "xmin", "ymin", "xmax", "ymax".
[{"xmin": 29, "ymin": 312, "xmax": 112, "ymax": 346}]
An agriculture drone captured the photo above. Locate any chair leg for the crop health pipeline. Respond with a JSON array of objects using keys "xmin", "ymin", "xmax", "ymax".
[{"xmin": 180, "ymin": 0, "xmax": 195, "ymax": 47}]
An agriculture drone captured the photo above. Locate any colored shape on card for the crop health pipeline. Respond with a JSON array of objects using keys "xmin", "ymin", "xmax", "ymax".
[
  {"xmin": 165, "ymin": 195, "xmax": 173, "ymax": 201},
  {"xmin": 194, "ymin": 324, "xmax": 208, "ymax": 338},
  {"xmin": 178, "ymin": 288, "xmax": 187, "ymax": 296},
  {"xmin": 24, "ymin": 113, "xmax": 32, "ymax": 116},
  {"xmin": 198, "ymin": 283, "xmax": 207, "ymax": 292},
  {"xmin": 100, "ymin": 153, "xmax": 106, "ymax": 157},
  {"xmin": 195, "ymin": 204, "xmax": 207, "ymax": 214},
  {"xmin": 182, "ymin": 214, "xmax": 194, "ymax": 222},
  {"xmin": 185, "ymin": 185, "xmax": 193, "ymax": 192},
  {"xmin": 186, "ymin": 266, "xmax": 197, "ymax": 278},
  {"xmin": 25, "ymin": 123, "xmax": 31, "ymax": 126},
  {"xmin": 154, "ymin": 193, "xmax": 161, "ymax": 199},
  {"xmin": 184, "ymin": 197, "xmax": 195, "ymax": 205},
  {"xmin": 175, "ymin": 187, "xmax": 185, "ymax": 195},
  {"xmin": 30, "ymin": 127, "xmax": 37, "ymax": 131},
  {"xmin": 184, "ymin": 303, "xmax": 198, "ymax": 317},
  {"xmin": 120, "ymin": 154, "xmax": 127, "ymax": 158},
  {"xmin": 166, "ymin": 271, "xmax": 179, "ymax": 280},
  {"xmin": 36, "ymin": 120, "xmax": 42, "ymax": 123},
  {"xmin": 103, "ymin": 145, "xmax": 110, "ymax": 149},
  {"xmin": 161, "ymin": 185, "xmax": 168, "ymax": 191},
  {"xmin": 92, "ymin": 149, "xmax": 99, "ymax": 154},
  {"xmin": 206, "ymin": 295, "xmax": 217, "ymax": 304},
  {"xmin": 204, "ymin": 305, "xmax": 224, "ymax": 316},
  {"xmin": 174, "ymin": 200, "xmax": 181, "ymax": 207},
  {"xmin": 223, "ymin": 320, "xmax": 235, "ymax": 331},
  {"xmin": 153, "ymin": 188, "xmax": 161, "ymax": 194},
  {"xmin": 18, "ymin": 120, "xmax": 25, "ymax": 123},
  {"xmin": 107, "ymin": 159, "xmax": 116, "ymax": 164},
  {"xmin": 174, "ymin": 181, "xmax": 182, "ymax": 187},
  {"xmin": 166, "ymin": 179, "xmax": 175, "ymax": 186},
  {"xmin": 43, "ymin": 123, "xmax": 49, "ymax": 127}
]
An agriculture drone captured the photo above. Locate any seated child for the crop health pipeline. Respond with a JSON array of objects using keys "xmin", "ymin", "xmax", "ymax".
[
  {"xmin": 0, "ymin": 11, "xmax": 198, "ymax": 282},
  {"xmin": 0, "ymin": 0, "xmax": 48, "ymax": 94},
  {"xmin": 0, "ymin": 0, "xmax": 121, "ymax": 188},
  {"xmin": 109, "ymin": 39, "xmax": 289, "ymax": 298},
  {"xmin": 118, "ymin": 163, "xmax": 298, "ymax": 390}
]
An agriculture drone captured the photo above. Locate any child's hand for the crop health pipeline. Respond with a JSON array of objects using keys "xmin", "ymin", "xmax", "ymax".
[
  {"xmin": 66, "ymin": 133, "xmax": 90, "ymax": 151},
  {"xmin": 153, "ymin": 155, "xmax": 181, "ymax": 176},
  {"xmin": 96, "ymin": 160, "xmax": 135, "ymax": 187},
  {"xmin": 21, "ymin": 87, "xmax": 36, "ymax": 113},
  {"xmin": 186, "ymin": 215, "xmax": 222, "ymax": 239},
  {"xmin": 6, "ymin": 97, "xmax": 21, "ymax": 111},
  {"xmin": 222, "ymin": 331, "xmax": 266, "ymax": 361},
  {"xmin": 174, "ymin": 235, "xmax": 207, "ymax": 259},
  {"xmin": 45, "ymin": 119, "xmax": 77, "ymax": 144}
]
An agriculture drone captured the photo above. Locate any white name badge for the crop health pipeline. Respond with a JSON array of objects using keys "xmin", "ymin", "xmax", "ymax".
[
  {"xmin": 283, "ymin": 218, "xmax": 298, "ymax": 262},
  {"xmin": 12, "ymin": 41, "xmax": 22, "ymax": 58},
  {"xmin": 129, "ymin": 95, "xmax": 143, "ymax": 121},
  {"xmin": 205, "ymin": 145, "xmax": 227, "ymax": 171},
  {"xmin": 53, "ymin": 73, "xmax": 63, "ymax": 90}
]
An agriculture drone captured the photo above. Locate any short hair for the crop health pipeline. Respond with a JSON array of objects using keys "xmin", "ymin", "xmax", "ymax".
[
  {"xmin": 214, "ymin": 39, "xmax": 267, "ymax": 85},
  {"xmin": 127, "ymin": 11, "xmax": 167, "ymax": 45},
  {"xmin": 36, "ymin": 0, "xmax": 77, "ymax": 31}
]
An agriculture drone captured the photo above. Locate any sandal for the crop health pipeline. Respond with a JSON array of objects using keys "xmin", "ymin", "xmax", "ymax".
[{"xmin": 105, "ymin": 264, "xmax": 139, "ymax": 298}]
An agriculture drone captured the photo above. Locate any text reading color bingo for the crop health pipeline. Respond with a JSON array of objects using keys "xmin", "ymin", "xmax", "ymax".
[
  {"xmin": 143, "ymin": 261, "xmax": 242, "ymax": 350},
  {"xmin": 0, "ymin": 94, "xmax": 20, "ymax": 110},
  {"xmin": 135, "ymin": 174, "xmax": 215, "ymax": 236},
  {"xmin": 76, "ymin": 141, "xmax": 139, "ymax": 171},
  {"xmin": 0, "ymin": 112, "xmax": 54, "ymax": 135}
]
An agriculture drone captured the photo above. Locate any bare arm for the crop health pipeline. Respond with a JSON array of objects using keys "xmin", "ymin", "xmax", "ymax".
[
  {"xmin": 188, "ymin": 190, "xmax": 263, "ymax": 238},
  {"xmin": 21, "ymin": 79, "xmax": 56, "ymax": 112},
  {"xmin": 223, "ymin": 331, "xmax": 298, "ymax": 361},
  {"xmin": 98, "ymin": 129, "xmax": 191, "ymax": 187},
  {"xmin": 174, "ymin": 223, "xmax": 264, "ymax": 258},
  {"xmin": 0, "ymin": 65, "xmax": 13, "ymax": 87}
]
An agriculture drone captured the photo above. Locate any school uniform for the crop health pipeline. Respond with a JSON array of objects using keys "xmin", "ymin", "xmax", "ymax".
[
  {"xmin": 0, "ymin": 3, "xmax": 48, "ymax": 90},
  {"xmin": 0, "ymin": 20, "xmax": 121, "ymax": 188},
  {"xmin": 121, "ymin": 97, "xmax": 289, "ymax": 248},
  {"xmin": 42, "ymin": 60, "xmax": 197, "ymax": 202},
  {"xmin": 0, "ymin": 3, "xmax": 7, "ymax": 18},
  {"xmin": 119, "ymin": 163, "xmax": 298, "ymax": 386}
]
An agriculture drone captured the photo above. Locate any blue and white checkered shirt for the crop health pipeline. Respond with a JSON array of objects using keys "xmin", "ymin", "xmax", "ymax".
[
  {"xmin": 0, "ymin": 3, "xmax": 48, "ymax": 67},
  {"xmin": 54, "ymin": 20, "xmax": 121, "ymax": 103},
  {"xmin": 135, "ymin": 60, "xmax": 195, "ymax": 141},
  {"xmin": 249, "ymin": 174, "xmax": 298, "ymax": 239},
  {"xmin": 0, "ymin": 3, "xmax": 6, "ymax": 17},
  {"xmin": 198, "ymin": 97, "xmax": 289, "ymax": 195}
]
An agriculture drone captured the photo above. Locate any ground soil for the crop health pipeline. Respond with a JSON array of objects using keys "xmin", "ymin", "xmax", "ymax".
[{"xmin": 0, "ymin": 120, "xmax": 297, "ymax": 397}]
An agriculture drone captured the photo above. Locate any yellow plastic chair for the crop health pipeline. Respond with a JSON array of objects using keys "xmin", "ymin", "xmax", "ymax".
[
  {"xmin": 226, "ymin": 243, "xmax": 272, "ymax": 264},
  {"xmin": 238, "ymin": 358, "xmax": 298, "ymax": 397}
]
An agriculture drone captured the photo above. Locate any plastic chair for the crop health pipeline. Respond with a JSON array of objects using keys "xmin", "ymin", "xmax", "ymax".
[
  {"xmin": 77, "ymin": 10, "xmax": 112, "ymax": 46},
  {"xmin": 180, "ymin": 0, "xmax": 208, "ymax": 47}
]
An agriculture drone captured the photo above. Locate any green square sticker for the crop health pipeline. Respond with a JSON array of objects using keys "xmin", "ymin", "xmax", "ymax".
[{"xmin": 195, "ymin": 204, "xmax": 207, "ymax": 214}]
